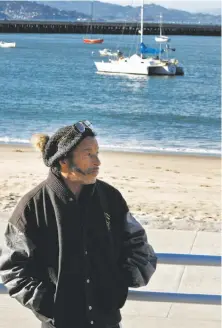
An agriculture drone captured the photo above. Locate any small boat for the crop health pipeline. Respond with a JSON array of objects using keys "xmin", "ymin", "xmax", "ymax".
[
  {"xmin": 0, "ymin": 41, "xmax": 16, "ymax": 48},
  {"xmin": 84, "ymin": 38, "xmax": 104, "ymax": 44},
  {"xmin": 155, "ymin": 35, "xmax": 170, "ymax": 43},
  {"xmin": 155, "ymin": 14, "xmax": 170, "ymax": 43},
  {"xmin": 99, "ymin": 49, "xmax": 118, "ymax": 56},
  {"xmin": 99, "ymin": 49, "xmax": 111, "ymax": 56}
]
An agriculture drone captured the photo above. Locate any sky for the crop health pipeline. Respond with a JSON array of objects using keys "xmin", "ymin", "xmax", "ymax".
[
  {"xmin": 57, "ymin": 0, "xmax": 221, "ymax": 14},
  {"xmin": 21, "ymin": 0, "xmax": 221, "ymax": 14}
]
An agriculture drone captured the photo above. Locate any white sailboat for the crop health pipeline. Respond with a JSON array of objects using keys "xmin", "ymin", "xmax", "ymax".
[
  {"xmin": 95, "ymin": 1, "xmax": 182, "ymax": 76},
  {"xmin": 0, "ymin": 41, "xmax": 16, "ymax": 48},
  {"xmin": 155, "ymin": 14, "xmax": 170, "ymax": 43}
]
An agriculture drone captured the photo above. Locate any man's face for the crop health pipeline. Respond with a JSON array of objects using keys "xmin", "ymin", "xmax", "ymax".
[{"xmin": 67, "ymin": 136, "xmax": 101, "ymax": 184}]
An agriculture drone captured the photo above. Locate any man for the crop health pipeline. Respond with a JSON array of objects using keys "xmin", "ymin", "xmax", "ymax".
[{"xmin": 0, "ymin": 120, "xmax": 157, "ymax": 328}]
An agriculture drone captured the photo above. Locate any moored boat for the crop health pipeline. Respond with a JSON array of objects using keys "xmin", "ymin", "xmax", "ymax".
[
  {"xmin": 0, "ymin": 41, "xmax": 16, "ymax": 48},
  {"xmin": 84, "ymin": 39, "xmax": 104, "ymax": 44}
]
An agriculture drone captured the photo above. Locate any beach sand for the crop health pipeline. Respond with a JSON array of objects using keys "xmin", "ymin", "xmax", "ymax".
[{"xmin": 0, "ymin": 144, "xmax": 220, "ymax": 232}]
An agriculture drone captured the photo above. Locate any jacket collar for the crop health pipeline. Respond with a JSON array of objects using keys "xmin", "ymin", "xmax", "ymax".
[{"xmin": 46, "ymin": 169, "xmax": 96, "ymax": 204}]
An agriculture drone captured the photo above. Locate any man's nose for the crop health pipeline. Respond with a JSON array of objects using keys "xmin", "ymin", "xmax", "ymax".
[{"xmin": 94, "ymin": 155, "xmax": 101, "ymax": 167}]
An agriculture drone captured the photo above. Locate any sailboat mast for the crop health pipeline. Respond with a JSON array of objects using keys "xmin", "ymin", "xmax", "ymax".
[
  {"xmin": 140, "ymin": 0, "xmax": 144, "ymax": 44},
  {"xmin": 159, "ymin": 13, "xmax": 162, "ymax": 36},
  {"xmin": 90, "ymin": 0, "xmax": 94, "ymax": 38}
]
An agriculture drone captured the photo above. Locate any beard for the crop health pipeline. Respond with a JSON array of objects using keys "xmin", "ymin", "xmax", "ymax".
[
  {"xmin": 69, "ymin": 168, "xmax": 98, "ymax": 185},
  {"xmin": 67, "ymin": 157, "xmax": 99, "ymax": 184}
]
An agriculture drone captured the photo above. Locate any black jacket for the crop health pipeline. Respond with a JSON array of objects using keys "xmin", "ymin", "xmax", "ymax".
[{"xmin": 0, "ymin": 171, "xmax": 157, "ymax": 328}]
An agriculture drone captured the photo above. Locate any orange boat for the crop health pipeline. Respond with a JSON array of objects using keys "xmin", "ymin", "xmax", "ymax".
[
  {"xmin": 83, "ymin": 39, "xmax": 104, "ymax": 44},
  {"xmin": 83, "ymin": 1, "xmax": 104, "ymax": 45}
]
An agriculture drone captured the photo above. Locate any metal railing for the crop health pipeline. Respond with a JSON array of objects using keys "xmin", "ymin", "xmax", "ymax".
[
  {"xmin": 0, "ymin": 253, "xmax": 221, "ymax": 305},
  {"xmin": 128, "ymin": 290, "xmax": 221, "ymax": 305},
  {"xmin": 128, "ymin": 253, "xmax": 222, "ymax": 305},
  {"xmin": 156, "ymin": 253, "xmax": 221, "ymax": 267}
]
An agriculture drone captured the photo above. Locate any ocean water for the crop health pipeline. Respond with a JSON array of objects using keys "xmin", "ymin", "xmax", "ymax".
[{"xmin": 0, "ymin": 33, "xmax": 221, "ymax": 155}]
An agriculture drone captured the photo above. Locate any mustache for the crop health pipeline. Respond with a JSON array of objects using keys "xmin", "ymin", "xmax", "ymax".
[{"xmin": 85, "ymin": 168, "xmax": 99, "ymax": 174}]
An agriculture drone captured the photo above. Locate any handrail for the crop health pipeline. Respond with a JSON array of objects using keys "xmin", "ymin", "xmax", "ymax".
[
  {"xmin": 128, "ymin": 290, "xmax": 221, "ymax": 305},
  {"xmin": 157, "ymin": 253, "xmax": 221, "ymax": 266},
  {"xmin": 0, "ymin": 252, "xmax": 221, "ymax": 305}
]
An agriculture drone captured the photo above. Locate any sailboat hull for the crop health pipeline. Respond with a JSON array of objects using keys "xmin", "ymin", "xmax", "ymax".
[
  {"xmin": 83, "ymin": 39, "xmax": 104, "ymax": 44},
  {"xmin": 149, "ymin": 64, "xmax": 176, "ymax": 76},
  {"xmin": 95, "ymin": 63, "xmax": 148, "ymax": 75},
  {"xmin": 95, "ymin": 56, "xmax": 177, "ymax": 76}
]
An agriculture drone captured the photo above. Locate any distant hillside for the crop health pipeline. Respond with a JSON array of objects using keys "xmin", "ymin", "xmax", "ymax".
[
  {"xmin": 43, "ymin": 1, "xmax": 221, "ymax": 24},
  {"xmin": 0, "ymin": 1, "xmax": 89, "ymax": 21},
  {"xmin": 0, "ymin": 12, "xmax": 8, "ymax": 20},
  {"xmin": 0, "ymin": 1, "xmax": 220, "ymax": 24}
]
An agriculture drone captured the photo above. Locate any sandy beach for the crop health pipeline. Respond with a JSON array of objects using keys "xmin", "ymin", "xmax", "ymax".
[{"xmin": 0, "ymin": 144, "xmax": 220, "ymax": 232}]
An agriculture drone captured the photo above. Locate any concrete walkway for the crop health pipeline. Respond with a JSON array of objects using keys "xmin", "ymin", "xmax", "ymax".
[{"xmin": 0, "ymin": 221, "xmax": 221, "ymax": 328}]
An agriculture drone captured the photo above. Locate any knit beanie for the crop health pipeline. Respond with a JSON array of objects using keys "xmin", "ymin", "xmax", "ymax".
[{"xmin": 31, "ymin": 122, "xmax": 95, "ymax": 167}]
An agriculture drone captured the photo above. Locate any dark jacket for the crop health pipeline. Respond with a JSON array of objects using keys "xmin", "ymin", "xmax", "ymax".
[{"xmin": 0, "ymin": 171, "xmax": 157, "ymax": 328}]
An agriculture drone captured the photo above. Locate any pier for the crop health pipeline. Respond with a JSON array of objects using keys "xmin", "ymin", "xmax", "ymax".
[{"xmin": 0, "ymin": 20, "xmax": 221, "ymax": 36}]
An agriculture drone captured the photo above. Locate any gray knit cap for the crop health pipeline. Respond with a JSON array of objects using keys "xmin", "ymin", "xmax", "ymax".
[{"xmin": 31, "ymin": 122, "xmax": 95, "ymax": 167}]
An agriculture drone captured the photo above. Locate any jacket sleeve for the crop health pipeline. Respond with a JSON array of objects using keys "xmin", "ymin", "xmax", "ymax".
[
  {"xmin": 0, "ymin": 203, "xmax": 55, "ymax": 324},
  {"xmin": 121, "ymin": 211, "xmax": 157, "ymax": 288}
]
